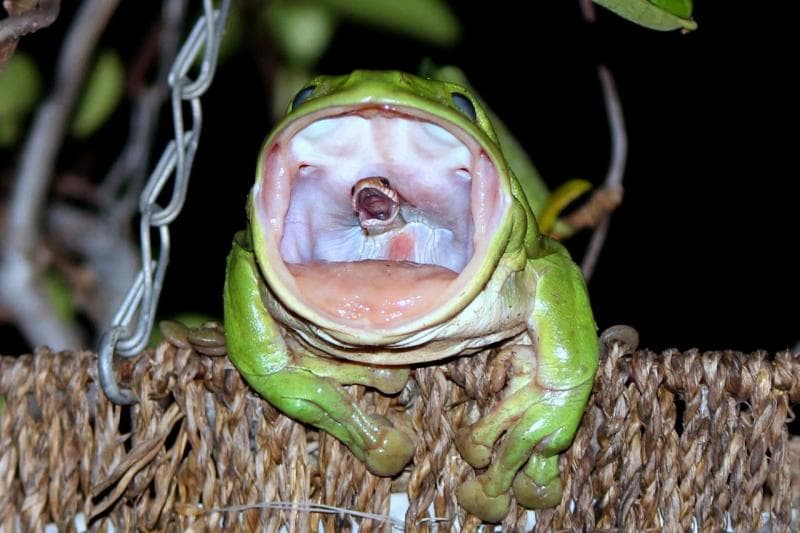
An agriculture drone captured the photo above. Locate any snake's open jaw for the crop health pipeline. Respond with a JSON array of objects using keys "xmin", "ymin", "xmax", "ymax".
[
  {"xmin": 352, "ymin": 177, "xmax": 403, "ymax": 234},
  {"xmin": 254, "ymin": 106, "xmax": 509, "ymax": 331}
]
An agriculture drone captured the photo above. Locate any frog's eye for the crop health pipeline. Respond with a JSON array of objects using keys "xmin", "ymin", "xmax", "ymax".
[
  {"xmin": 291, "ymin": 85, "xmax": 316, "ymax": 110},
  {"xmin": 451, "ymin": 92, "xmax": 477, "ymax": 121}
]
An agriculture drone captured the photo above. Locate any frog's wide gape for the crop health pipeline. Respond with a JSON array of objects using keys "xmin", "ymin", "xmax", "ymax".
[{"xmin": 255, "ymin": 107, "xmax": 507, "ymax": 328}]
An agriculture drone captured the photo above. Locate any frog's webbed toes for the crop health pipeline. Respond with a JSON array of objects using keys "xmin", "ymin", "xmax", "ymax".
[
  {"xmin": 513, "ymin": 469, "xmax": 562, "ymax": 509},
  {"xmin": 453, "ymin": 385, "xmax": 585, "ymax": 520},
  {"xmin": 454, "ymin": 426, "xmax": 493, "ymax": 468},
  {"xmin": 362, "ymin": 416, "xmax": 415, "ymax": 476},
  {"xmin": 457, "ymin": 476, "xmax": 512, "ymax": 523}
]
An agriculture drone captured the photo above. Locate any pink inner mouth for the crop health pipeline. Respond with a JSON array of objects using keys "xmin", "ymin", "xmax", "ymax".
[
  {"xmin": 257, "ymin": 110, "xmax": 505, "ymax": 328},
  {"xmin": 286, "ymin": 260, "xmax": 457, "ymax": 323}
]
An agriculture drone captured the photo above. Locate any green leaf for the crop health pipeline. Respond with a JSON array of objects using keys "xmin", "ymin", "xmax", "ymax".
[
  {"xmin": 538, "ymin": 179, "xmax": 592, "ymax": 236},
  {"xmin": 648, "ymin": 0, "xmax": 692, "ymax": 19},
  {"xmin": 593, "ymin": 0, "xmax": 697, "ymax": 31},
  {"xmin": 0, "ymin": 52, "xmax": 42, "ymax": 147},
  {"xmin": 264, "ymin": 1, "xmax": 335, "ymax": 68},
  {"xmin": 70, "ymin": 50, "xmax": 125, "ymax": 139},
  {"xmin": 318, "ymin": 0, "xmax": 460, "ymax": 46}
]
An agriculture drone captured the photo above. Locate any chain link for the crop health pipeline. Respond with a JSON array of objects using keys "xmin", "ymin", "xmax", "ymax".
[{"xmin": 99, "ymin": 0, "xmax": 231, "ymax": 405}]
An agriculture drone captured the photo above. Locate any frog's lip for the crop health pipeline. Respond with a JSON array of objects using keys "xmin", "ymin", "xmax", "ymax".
[{"xmin": 251, "ymin": 104, "xmax": 512, "ymax": 348}]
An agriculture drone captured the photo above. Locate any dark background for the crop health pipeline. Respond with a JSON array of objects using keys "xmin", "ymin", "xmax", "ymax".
[{"xmin": 3, "ymin": 2, "xmax": 798, "ymax": 354}]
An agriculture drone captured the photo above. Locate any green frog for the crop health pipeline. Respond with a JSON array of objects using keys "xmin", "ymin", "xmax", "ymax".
[{"xmin": 223, "ymin": 70, "xmax": 598, "ymax": 522}]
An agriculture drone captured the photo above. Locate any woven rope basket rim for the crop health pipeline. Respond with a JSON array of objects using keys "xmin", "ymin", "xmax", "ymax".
[{"xmin": 1, "ymin": 338, "xmax": 798, "ymax": 531}]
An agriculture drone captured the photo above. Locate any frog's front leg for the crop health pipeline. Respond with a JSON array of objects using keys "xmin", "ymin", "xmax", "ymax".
[
  {"xmin": 455, "ymin": 245, "xmax": 598, "ymax": 522},
  {"xmin": 224, "ymin": 234, "xmax": 414, "ymax": 476}
]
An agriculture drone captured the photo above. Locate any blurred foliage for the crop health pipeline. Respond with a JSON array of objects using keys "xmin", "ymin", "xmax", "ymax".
[
  {"xmin": 593, "ymin": 0, "xmax": 696, "ymax": 31},
  {"xmin": 264, "ymin": 1, "xmax": 335, "ymax": 68},
  {"xmin": 0, "ymin": 52, "xmax": 42, "ymax": 147},
  {"xmin": 44, "ymin": 270, "xmax": 76, "ymax": 323},
  {"xmin": 316, "ymin": 0, "xmax": 460, "ymax": 46},
  {"xmin": 257, "ymin": 0, "xmax": 460, "ymax": 117},
  {"xmin": 0, "ymin": 0, "xmax": 696, "ymax": 149},
  {"xmin": 217, "ymin": 3, "xmax": 245, "ymax": 62},
  {"xmin": 69, "ymin": 50, "xmax": 125, "ymax": 139}
]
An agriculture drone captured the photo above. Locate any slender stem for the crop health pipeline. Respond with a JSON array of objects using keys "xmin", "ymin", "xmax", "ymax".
[
  {"xmin": 0, "ymin": 0, "xmax": 119, "ymax": 350},
  {"xmin": 598, "ymin": 65, "xmax": 627, "ymax": 189},
  {"xmin": 581, "ymin": 65, "xmax": 628, "ymax": 280},
  {"xmin": 578, "ymin": 0, "xmax": 596, "ymax": 22}
]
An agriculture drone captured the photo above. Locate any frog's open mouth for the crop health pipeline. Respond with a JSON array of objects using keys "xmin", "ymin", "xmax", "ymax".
[{"xmin": 254, "ymin": 106, "xmax": 508, "ymax": 330}]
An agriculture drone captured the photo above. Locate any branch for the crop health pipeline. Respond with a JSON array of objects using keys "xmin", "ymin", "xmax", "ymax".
[
  {"xmin": 0, "ymin": 0, "xmax": 60, "ymax": 42},
  {"xmin": 581, "ymin": 65, "xmax": 628, "ymax": 281},
  {"xmin": 597, "ymin": 65, "xmax": 627, "ymax": 190},
  {"xmin": 578, "ymin": 0, "xmax": 596, "ymax": 22},
  {"xmin": 0, "ymin": 0, "xmax": 119, "ymax": 350},
  {"xmin": 47, "ymin": 204, "xmax": 140, "ymax": 329},
  {"xmin": 0, "ymin": 0, "xmax": 60, "ymax": 70}
]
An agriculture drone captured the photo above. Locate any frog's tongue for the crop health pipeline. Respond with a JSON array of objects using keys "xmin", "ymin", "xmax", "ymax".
[{"xmin": 257, "ymin": 112, "xmax": 504, "ymax": 328}]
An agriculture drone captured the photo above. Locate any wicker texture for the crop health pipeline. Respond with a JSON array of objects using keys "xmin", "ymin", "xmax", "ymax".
[{"xmin": 1, "ymin": 340, "xmax": 798, "ymax": 531}]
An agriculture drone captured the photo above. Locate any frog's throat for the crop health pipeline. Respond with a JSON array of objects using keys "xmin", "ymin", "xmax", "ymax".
[{"xmin": 250, "ymin": 104, "xmax": 527, "ymax": 354}]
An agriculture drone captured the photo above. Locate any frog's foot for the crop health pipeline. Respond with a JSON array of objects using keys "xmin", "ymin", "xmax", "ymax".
[
  {"xmin": 246, "ymin": 368, "xmax": 414, "ymax": 477},
  {"xmin": 512, "ymin": 459, "xmax": 562, "ymax": 509},
  {"xmin": 457, "ymin": 477, "xmax": 512, "ymax": 524},
  {"xmin": 454, "ymin": 356, "xmax": 592, "ymax": 522},
  {"xmin": 456, "ymin": 397, "xmax": 574, "ymax": 521},
  {"xmin": 360, "ymin": 414, "xmax": 417, "ymax": 476}
]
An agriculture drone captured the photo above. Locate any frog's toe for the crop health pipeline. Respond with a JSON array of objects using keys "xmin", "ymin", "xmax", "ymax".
[
  {"xmin": 457, "ymin": 477, "xmax": 511, "ymax": 523},
  {"xmin": 370, "ymin": 367, "xmax": 410, "ymax": 394},
  {"xmin": 454, "ymin": 426, "xmax": 492, "ymax": 468},
  {"xmin": 363, "ymin": 423, "xmax": 415, "ymax": 476},
  {"xmin": 512, "ymin": 470, "xmax": 562, "ymax": 510}
]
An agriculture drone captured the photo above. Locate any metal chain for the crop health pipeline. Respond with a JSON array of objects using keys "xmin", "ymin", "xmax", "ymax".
[{"xmin": 98, "ymin": 0, "xmax": 231, "ymax": 405}]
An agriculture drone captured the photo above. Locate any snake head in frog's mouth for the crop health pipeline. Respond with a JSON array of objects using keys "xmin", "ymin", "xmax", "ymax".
[
  {"xmin": 251, "ymin": 105, "xmax": 510, "ymax": 333},
  {"xmin": 350, "ymin": 176, "xmax": 404, "ymax": 233}
]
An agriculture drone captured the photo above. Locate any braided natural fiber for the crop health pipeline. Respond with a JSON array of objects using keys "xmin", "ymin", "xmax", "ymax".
[{"xmin": 1, "ymin": 337, "xmax": 798, "ymax": 531}]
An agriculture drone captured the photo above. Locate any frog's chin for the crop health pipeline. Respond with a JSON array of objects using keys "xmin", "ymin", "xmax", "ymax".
[{"xmin": 251, "ymin": 105, "xmax": 512, "ymax": 350}]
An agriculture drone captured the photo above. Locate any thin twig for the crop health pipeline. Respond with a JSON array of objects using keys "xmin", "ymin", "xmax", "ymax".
[
  {"xmin": 578, "ymin": 0, "xmax": 596, "ymax": 22},
  {"xmin": 581, "ymin": 65, "xmax": 628, "ymax": 280},
  {"xmin": 0, "ymin": 0, "xmax": 119, "ymax": 350},
  {"xmin": 47, "ymin": 204, "xmax": 139, "ymax": 328},
  {"xmin": 597, "ymin": 65, "xmax": 627, "ymax": 189},
  {"xmin": 0, "ymin": 0, "xmax": 60, "ymax": 43}
]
